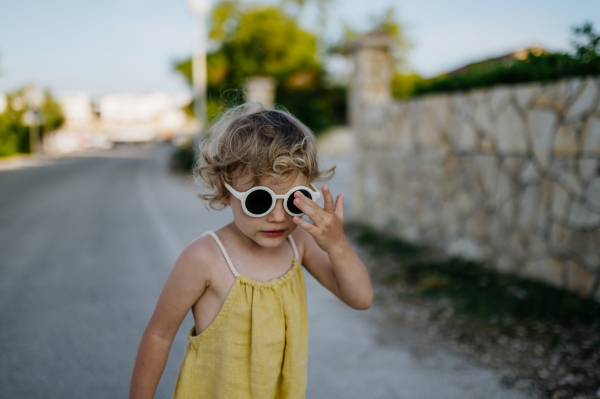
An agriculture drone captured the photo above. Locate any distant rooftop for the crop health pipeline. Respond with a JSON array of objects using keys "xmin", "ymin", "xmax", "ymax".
[{"xmin": 441, "ymin": 46, "xmax": 550, "ymax": 77}]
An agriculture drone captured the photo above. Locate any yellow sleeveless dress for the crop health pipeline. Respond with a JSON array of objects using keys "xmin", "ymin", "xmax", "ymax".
[{"xmin": 172, "ymin": 231, "xmax": 308, "ymax": 399}]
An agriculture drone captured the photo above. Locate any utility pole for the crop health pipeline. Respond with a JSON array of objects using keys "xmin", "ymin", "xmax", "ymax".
[
  {"xmin": 22, "ymin": 87, "xmax": 45, "ymax": 155},
  {"xmin": 189, "ymin": 0, "xmax": 210, "ymax": 135}
]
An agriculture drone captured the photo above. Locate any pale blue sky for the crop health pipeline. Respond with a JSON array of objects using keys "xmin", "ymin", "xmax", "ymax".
[{"xmin": 0, "ymin": 0, "xmax": 598, "ymax": 97}]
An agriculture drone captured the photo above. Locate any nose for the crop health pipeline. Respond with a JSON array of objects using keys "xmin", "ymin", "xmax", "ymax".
[{"xmin": 267, "ymin": 199, "xmax": 287, "ymax": 222}]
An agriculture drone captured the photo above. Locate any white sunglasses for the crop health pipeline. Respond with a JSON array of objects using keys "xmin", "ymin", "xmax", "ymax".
[{"xmin": 224, "ymin": 182, "xmax": 321, "ymax": 217}]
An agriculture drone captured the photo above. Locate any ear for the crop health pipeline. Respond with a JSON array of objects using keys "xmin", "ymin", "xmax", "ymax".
[{"xmin": 222, "ymin": 194, "xmax": 231, "ymax": 205}]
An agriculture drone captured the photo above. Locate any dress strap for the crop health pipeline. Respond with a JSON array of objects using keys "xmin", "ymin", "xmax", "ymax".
[
  {"xmin": 202, "ymin": 231, "xmax": 239, "ymax": 277},
  {"xmin": 287, "ymin": 234, "xmax": 299, "ymax": 260}
]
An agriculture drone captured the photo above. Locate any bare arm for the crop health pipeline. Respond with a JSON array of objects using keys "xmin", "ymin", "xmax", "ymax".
[
  {"xmin": 292, "ymin": 186, "xmax": 373, "ymax": 310},
  {"xmin": 129, "ymin": 237, "xmax": 213, "ymax": 399}
]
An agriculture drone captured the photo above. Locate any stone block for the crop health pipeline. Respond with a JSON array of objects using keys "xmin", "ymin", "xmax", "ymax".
[
  {"xmin": 568, "ymin": 230, "xmax": 600, "ymax": 268},
  {"xmin": 474, "ymin": 154, "xmax": 500, "ymax": 196},
  {"xmin": 567, "ymin": 202, "xmax": 600, "ymax": 228},
  {"xmin": 493, "ymin": 169, "xmax": 513, "ymax": 207},
  {"xmin": 582, "ymin": 116, "xmax": 600, "ymax": 155},
  {"xmin": 566, "ymin": 261, "xmax": 597, "ymax": 297},
  {"xmin": 509, "ymin": 229, "xmax": 530, "ymax": 258},
  {"xmin": 473, "ymin": 102, "xmax": 495, "ymax": 138},
  {"xmin": 565, "ymin": 79, "xmax": 599, "ymax": 120},
  {"xmin": 522, "ymin": 257, "xmax": 565, "ymax": 288},
  {"xmin": 490, "ymin": 87, "xmax": 512, "ymax": 116},
  {"xmin": 534, "ymin": 80, "xmax": 571, "ymax": 113},
  {"xmin": 527, "ymin": 108, "xmax": 558, "ymax": 168},
  {"xmin": 518, "ymin": 185, "xmax": 540, "ymax": 228},
  {"xmin": 520, "ymin": 161, "xmax": 541, "ymax": 184},
  {"xmin": 556, "ymin": 172, "xmax": 583, "ymax": 198},
  {"xmin": 535, "ymin": 180, "xmax": 552, "ymax": 231},
  {"xmin": 550, "ymin": 222, "xmax": 572, "ymax": 254},
  {"xmin": 528, "ymin": 233, "xmax": 548, "ymax": 257},
  {"xmin": 456, "ymin": 120, "xmax": 478, "ymax": 151},
  {"xmin": 515, "ymin": 84, "xmax": 542, "ymax": 111},
  {"xmin": 456, "ymin": 191, "xmax": 475, "ymax": 213},
  {"xmin": 551, "ymin": 183, "xmax": 570, "ymax": 221},
  {"xmin": 587, "ymin": 178, "xmax": 600, "ymax": 207},
  {"xmin": 427, "ymin": 95, "xmax": 452, "ymax": 130},
  {"xmin": 479, "ymin": 137, "xmax": 496, "ymax": 153},
  {"xmin": 452, "ymin": 93, "xmax": 472, "ymax": 119},
  {"xmin": 579, "ymin": 159, "xmax": 598, "ymax": 182},
  {"xmin": 440, "ymin": 202, "xmax": 460, "ymax": 237},
  {"xmin": 502, "ymin": 157, "xmax": 526, "ymax": 180},
  {"xmin": 466, "ymin": 208, "xmax": 487, "ymax": 239},
  {"xmin": 496, "ymin": 104, "xmax": 529, "ymax": 154},
  {"xmin": 500, "ymin": 195, "xmax": 517, "ymax": 227},
  {"xmin": 416, "ymin": 112, "xmax": 442, "ymax": 147},
  {"xmin": 553, "ymin": 124, "xmax": 579, "ymax": 157}
]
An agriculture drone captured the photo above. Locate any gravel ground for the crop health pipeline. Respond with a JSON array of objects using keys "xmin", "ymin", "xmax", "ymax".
[{"xmin": 355, "ymin": 243, "xmax": 600, "ymax": 399}]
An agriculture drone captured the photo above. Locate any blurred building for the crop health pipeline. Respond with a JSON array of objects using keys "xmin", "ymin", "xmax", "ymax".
[
  {"xmin": 59, "ymin": 91, "xmax": 93, "ymax": 125},
  {"xmin": 46, "ymin": 91, "xmax": 192, "ymax": 153}
]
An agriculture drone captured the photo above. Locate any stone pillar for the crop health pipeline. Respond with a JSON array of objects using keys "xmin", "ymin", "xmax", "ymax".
[
  {"xmin": 346, "ymin": 33, "xmax": 395, "ymax": 222},
  {"xmin": 347, "ymin": 32, "xmax": 395, "ymax": 131},
  {"xmin": 246, "ymin": 76, "xmax": 276, "ymax": 109}
]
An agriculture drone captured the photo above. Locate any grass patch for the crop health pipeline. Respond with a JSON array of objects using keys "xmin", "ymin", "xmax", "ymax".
[{"xmin": 346, "ymin": 223, "xmax": 600, "ymax": 331}]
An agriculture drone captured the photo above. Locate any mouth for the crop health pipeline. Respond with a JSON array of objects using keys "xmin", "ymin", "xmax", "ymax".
[{"xmin": 261, "ymin": 229, "xmax": 287, "ymax": 237}]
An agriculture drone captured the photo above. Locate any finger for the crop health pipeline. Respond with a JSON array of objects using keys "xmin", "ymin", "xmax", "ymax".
[
  {"xmin": 322, "ymin": 185, "xmax": 335, "ymax": 214},
  {"xmin": 334, "ymin": 193, "xmax": 345, "ymax": 222},
  {"xmin": 293, "ymin": 197, "xmax": 320, "ymax": 222},
  {"xmin": 294, "ymin": 190, "xmax": 320, "ymax": 211},
  {"xmin": 293, "ymin": 216, "xmax": 315, "ymax": 233}
]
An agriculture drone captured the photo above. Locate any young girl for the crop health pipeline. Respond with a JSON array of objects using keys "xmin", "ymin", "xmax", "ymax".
[{"xmin": 129, "ymin": 104, "xmax": 374, "ymax": 399}]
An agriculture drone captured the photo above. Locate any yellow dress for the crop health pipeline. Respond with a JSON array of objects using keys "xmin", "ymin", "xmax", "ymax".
[{"xmin": 172, "ymin": 231, "xmax": 308, "ymax": 399}]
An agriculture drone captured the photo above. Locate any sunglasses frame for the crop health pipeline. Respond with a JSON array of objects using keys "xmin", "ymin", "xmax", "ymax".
[{"xmin": 224, "ymin": 182, "xmax": 321, "ymax": 218}]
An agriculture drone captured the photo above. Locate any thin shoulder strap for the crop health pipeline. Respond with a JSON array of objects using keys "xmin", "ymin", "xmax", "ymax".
[
  {"xmin": 202, "ymin": 231, "xmax": 239, "ymax": 277},
  {"xmin": 287, "ymin": 234, "xmax": 299, "ymax": 260}
]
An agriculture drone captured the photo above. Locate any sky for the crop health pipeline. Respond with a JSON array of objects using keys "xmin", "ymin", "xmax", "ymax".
[{"xmin": 0, "ymin": 0, "xmax": 598, "ymax": 97}]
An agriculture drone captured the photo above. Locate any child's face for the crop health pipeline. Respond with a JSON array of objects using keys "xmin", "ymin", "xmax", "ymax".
[{"xmin": 224, "ymin": 171, "xmax": 309, "ymax": 249}]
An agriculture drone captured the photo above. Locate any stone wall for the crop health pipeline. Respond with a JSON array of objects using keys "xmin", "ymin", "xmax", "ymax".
[{"xmin": 352, "ymin": 77, "xmax": 600, "ymax": 299}]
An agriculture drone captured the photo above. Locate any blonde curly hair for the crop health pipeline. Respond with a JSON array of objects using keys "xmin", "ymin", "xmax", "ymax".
[{"xmin": 194, "ymin": 103, "xmax": 335, "ymax": 210}]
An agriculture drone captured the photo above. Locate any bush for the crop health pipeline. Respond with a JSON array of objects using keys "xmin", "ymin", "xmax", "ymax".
[
  {"xmin": 413, "ymin": 22, "xmax": 600, "ymax": 96},
  {"xmin": 413, "ymin": 53, "xmax": 600, "ymax": 96}
]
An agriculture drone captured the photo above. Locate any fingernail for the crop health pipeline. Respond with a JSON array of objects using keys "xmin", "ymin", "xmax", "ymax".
[{"xmin": 294, "ymin": 199, "xmax": 299, "ymax": 204}]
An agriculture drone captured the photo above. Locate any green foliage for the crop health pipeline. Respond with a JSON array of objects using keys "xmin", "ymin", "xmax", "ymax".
[
  {"xmin": 414, "ymin": 22, "xmax": 600, "ymax": 96},
  {"xmin": 392, "ymin": 72, "xmax": 427, "ymax": 99},
  {"xmin": 173, "ymin": 1, "xmax": 345, "ymax": 134},
  {"xmin": 0, "ymin": 87, "xmax": 64, "ymax": 157},
  {"xmin": 571, "ymin": 20, "xmax": 600, "ymax": 61},
  {"xmin": 346, "ymin": 223, "xmax": 600, "ymax": 329}
]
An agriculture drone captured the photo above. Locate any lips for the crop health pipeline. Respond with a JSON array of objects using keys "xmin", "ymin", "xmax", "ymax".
[{"xmin": 261, "ymin": 229, "xmax": 286, "ymax": 237}]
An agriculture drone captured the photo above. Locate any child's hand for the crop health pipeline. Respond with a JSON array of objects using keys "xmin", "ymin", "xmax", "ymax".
[{"xmin": 292, "ymin": 185, "xmax": 347, "ymax": 254}]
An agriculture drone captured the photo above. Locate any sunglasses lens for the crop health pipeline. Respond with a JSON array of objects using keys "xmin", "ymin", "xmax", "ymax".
[
  {"xmin": 287, "ymin": 189, "xmax": 312, "ymax": 215},
  {"xmin": 245, "ymin": 189, "xmax": 273, "ymax": 215}
]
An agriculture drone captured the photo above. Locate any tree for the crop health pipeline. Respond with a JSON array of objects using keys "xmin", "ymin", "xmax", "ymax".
[
  {"xmin": 571, "ymin": 21, "xmax": 600, "ymax": 62},
  {"xmin": 174, "ymin": 1, "xmax": 345, "ymax": 133},
  {"xmin": 0, "ymin": 87, "xmax": 64, "ymax": 157}
]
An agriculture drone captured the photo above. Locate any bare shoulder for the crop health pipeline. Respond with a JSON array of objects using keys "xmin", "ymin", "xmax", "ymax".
[{"xmin": 171, "ymin": 233, "xmax": 222, "ymax": 284}]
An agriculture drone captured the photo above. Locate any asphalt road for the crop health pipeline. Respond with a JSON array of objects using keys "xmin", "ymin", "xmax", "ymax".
[{"xmin": 0, "ymin": 144, "xmax": 531, "ymax": 399}]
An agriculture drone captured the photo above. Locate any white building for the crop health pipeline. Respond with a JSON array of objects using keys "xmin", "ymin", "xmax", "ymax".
[
  {"xmin": 58, "ymin": 91, "xmax": 93, "ymax": 125},
  {"xmin": 98, "ymin": 92, "xmax": 189, "ymax": 129}
]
